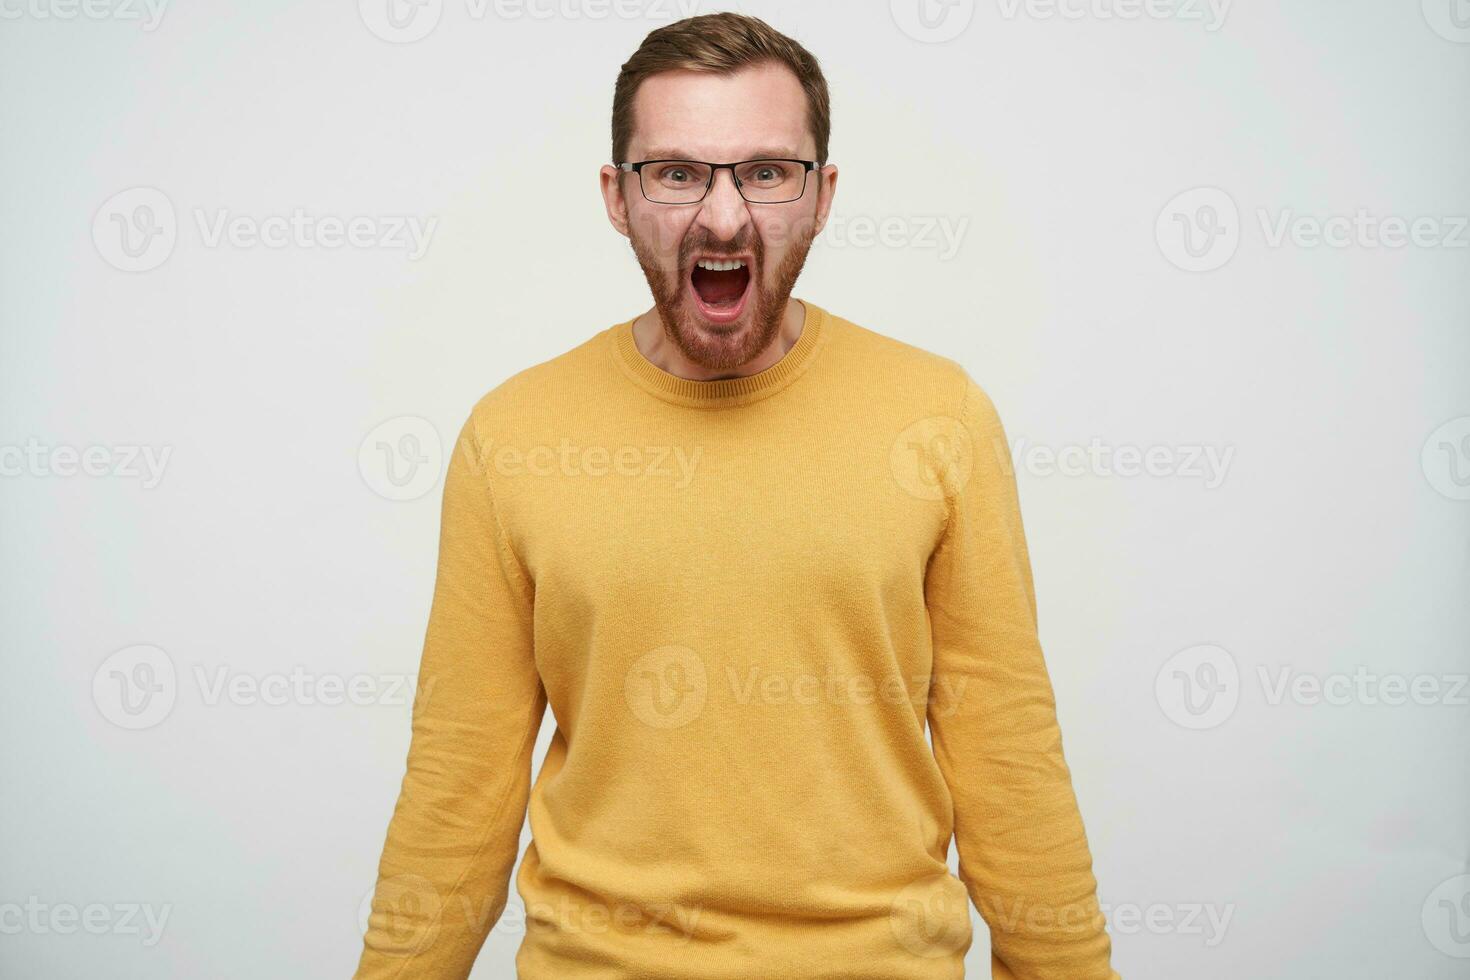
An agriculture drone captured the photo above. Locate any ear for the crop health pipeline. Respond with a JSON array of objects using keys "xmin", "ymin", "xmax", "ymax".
[
  {"xmin": 600, "ymin": 164, "xmax": 631, "ymax": 238},
  {"xmin": 810, "ymin": 164, "xmax": 838, "ymax": 239}
]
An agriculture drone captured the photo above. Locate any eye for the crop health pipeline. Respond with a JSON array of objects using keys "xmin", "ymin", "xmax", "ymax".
[
  {"xmin": 736, "ymin": 161, "xmax": 795, "ymax": 186},
  {"xmin": 652, "ymin": 163, "xmax": 707, "ymax": 185}
]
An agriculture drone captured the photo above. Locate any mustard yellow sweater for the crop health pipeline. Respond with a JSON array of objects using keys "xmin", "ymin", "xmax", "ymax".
[{"xmin": 353, "ymin": 299, "xmax": 1119, "ymax": 979}]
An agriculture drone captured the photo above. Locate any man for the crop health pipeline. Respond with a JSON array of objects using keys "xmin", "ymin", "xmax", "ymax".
[{"xmin": 354, "ymin": 12, "xmax": 1119, "ymax": 979}]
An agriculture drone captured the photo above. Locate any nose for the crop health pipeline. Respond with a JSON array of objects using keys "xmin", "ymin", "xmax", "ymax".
[{"xmin": 693, "ymin": 167, "xmax": 751, "ymax": 242}]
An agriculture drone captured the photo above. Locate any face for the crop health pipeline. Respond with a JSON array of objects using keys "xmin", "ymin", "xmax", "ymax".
[{"xmin": 601, "ymin": 61, "xmax": 837, "ymax": 371}]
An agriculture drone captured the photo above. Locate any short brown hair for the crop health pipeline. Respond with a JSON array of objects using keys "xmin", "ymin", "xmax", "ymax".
[{"xmin": 611, "ymin": 12, "xmax": 831, "ymax": 167}]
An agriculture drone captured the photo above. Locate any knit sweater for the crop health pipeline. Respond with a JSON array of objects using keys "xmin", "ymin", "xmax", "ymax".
[{"xmin": 352, "ymin": 298, "xmax": 1120, "ymax": 980}]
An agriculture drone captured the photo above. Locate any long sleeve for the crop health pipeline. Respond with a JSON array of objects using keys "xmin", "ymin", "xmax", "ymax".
[
  {"xmin": 353, "ymin": 411, "xmax": 547, "ymax": 980},
  {"xmin": 923, "ymin": 375, "xmax": 1120, "ymax": 980}
]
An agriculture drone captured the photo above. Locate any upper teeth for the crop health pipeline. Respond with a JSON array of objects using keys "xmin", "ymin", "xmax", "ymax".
[{"xmin": 696, "ymin": 258, "xmax": 745, "ymax": 271}]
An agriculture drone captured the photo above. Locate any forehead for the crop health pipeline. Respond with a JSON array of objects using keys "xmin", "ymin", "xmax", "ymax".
[{"xmin": 628, "ymin": 60, "xmax": 812, "ymax": 160}]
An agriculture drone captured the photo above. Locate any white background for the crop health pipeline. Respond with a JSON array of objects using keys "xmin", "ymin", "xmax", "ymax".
[{"xmin": 1, "ymin": 1, "xmax": 1467, "ymax": 977}]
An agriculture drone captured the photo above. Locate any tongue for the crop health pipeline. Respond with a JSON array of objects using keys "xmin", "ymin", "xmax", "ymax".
[{"xmin": 691, "ymin": 265, "xmax": 749, "ymax": 307}]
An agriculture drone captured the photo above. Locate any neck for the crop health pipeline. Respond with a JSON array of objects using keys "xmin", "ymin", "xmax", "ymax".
[{"xmin": 632, "ymin": 298, "xmax": 807, "ymax": 382}]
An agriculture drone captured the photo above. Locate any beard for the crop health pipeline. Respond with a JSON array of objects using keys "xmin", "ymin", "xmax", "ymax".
[{"xmin": 628, "ymin": 217, "xmax": 817, "ymax": 372}]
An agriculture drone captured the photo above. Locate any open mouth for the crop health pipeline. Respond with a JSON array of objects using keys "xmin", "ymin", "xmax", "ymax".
[{"xmin": 687, "ymin": 255, "xmax": 753, "ymax": 324}]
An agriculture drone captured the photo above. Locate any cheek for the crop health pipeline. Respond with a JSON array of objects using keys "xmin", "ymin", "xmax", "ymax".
[
  {"xmin": 628, "ymin": 207, "xmax": 690, "ymax": 261},
  {"xmin": 753, "ymin": 212, "xmax": 803, "ymax": 264}
]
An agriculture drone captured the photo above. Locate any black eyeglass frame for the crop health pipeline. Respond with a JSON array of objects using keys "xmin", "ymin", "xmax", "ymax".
[{"xmin": 615, "ymin": 158, "xmax": 819, "ymax": 205}]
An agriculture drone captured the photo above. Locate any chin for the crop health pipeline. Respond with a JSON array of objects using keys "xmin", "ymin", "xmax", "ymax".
[{"xmin": 672, "ymin": 297, "xmax": 773, "ymax": 371}]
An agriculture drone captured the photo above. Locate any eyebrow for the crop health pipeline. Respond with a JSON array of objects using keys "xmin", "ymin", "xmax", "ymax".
[{"xmin": 637, "ymin": 147, "xmax": 804, "ymax": 161}]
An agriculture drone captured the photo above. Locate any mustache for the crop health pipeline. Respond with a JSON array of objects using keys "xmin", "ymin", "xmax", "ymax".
[{"xmin": 681, "ymin": 240, "xmax": 759, "ymax": 263}]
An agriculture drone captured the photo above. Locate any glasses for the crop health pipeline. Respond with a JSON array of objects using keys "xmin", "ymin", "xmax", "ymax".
[{"xmin": 616, "ymin": 158, "xmax": 817, "ymax": 205}]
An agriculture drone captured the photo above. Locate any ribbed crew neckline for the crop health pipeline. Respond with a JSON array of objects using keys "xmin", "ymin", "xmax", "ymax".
[{"xmin": 609, "ymin": 299, "xmax": 828, "ymax": 408}]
